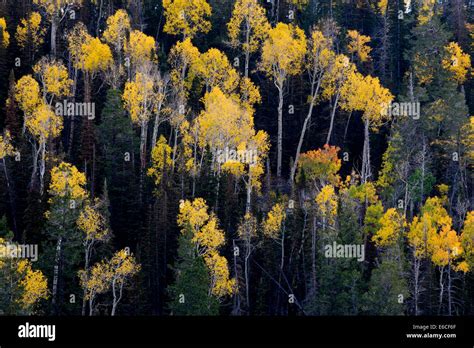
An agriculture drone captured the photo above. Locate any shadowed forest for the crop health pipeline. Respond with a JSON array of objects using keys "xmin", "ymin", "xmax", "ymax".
[{"xmin": 0, "ymin": 0, "xmax": 473, "ymax": 317}]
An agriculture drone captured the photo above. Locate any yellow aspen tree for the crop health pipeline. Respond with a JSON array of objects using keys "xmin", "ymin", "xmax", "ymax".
[
  {"xmin": 236, "ymin": 213, "xmax": 257, "ymax": 311},
  {"xmin": 26, "ymin": 103, "xmax": 63, "ymax": 193},
  {"xmin": 177, "ymin": 198, "xmax": 236, "ymax": 298},
  {"xmin": 227, "ymin": 0, "xmax": 270, "ymax": 78},
  {"xmin": 124, "ymin": 30, "xmax": 156, "ymax": 75},
  {"xmin": 33, "ymin": 0, "xmax": 83, "ymax": 56},
  {"xmin": 147, "ymin": 135, "xmax": 173, "ymax": 186},
  {"xmin": 123, "ymin": 71, "xmax": 156, "ymax": 171},
  {"xmin": 103, "ymin": 9, "xmax": 131, "ymax": 57},
  {"xmin": 316, "ymin": 185, "xmax": 338, "ymax": 232},
  {"xmin": 418, "ymin": 0, "xmax": 436, "ymax": 25},
  {"xmin": 15, "ymin": 12, "xmax": 46, "ymax": 59},
  {"xmin": 260, "ymin": 23, "xmax": 307, "ymax": 177},
  {"xmin": 47, "ymin": 161, "xmax": 88, "ymax": 311},
  {"xmin": 102, "ymin": 9, "xmax": 131, "ymax": 88},
  {"xmin": 460, "ymin": 211, "xmax": 474, "ymax": 271},
  {"xmin": 16, "ymin": 259, "xmax": 49, "ymax": 312},
  {"xmin": 372, "ymin": 208, "xmax": 406, "ymax": 248},
  {"xmin": 194, "ymin": 48, "xmax": 239, "ymax": 93},
  {"xmin": 346, "ymin": 30, "xmax": 372, "ymax": 63},
  {"xmin": 0, "ymin": 17, "xmax": 10, "ymax": 47},
  {"xmin": 77, "ymin": 200, "xmax": 111, "ymax": 315},
  {"xmin": 108, "ymin": 250, "xmax": 141, "ymax": 316},
  {"xmin": 289, "ymin": 30, "xmax": 336, "ymax": 184},
  {"xmin": 296, "ymin": 145, "xmax": 342, "ymax": 190},
  {"xmin": 339, "ymin": 72, "xmax": 393, "ymax": 182},
  {"xmin": 263, "ymin": 202, "xmax": 287, "ymax": 270},
  {"xmin": 322, "ymin": 55, "xmax": 356, "ymax": 145},
  {"xmin": 78, "ymin": 259, "xmax": 110, "ymax": 315},
  {"xmin": 442, "ymin": 42, "xmax": 471, "ymax": 84},
  {"xmin": 14, "ymin": 75, "xmax": 42, "ymax": 132},
  {"xmin": 33, "ymin": 57, "xmax": 73, "ymax": 105},
  {"xmin": 163, "ymin": 0, "xmax": 212, "ymax": 39}
]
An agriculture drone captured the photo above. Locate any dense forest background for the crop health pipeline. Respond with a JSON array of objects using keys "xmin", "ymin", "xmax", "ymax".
[{"xmin": 0, "ymin": 0, "xmax": 473, "ymax": 316}]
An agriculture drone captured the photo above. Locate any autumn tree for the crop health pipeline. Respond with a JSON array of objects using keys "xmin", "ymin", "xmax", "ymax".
[
  {"xmin": 227, "ymin": 0, "xmax": 270, "ymax": 78},
  {"xmin": 33, "ymin": 0, "xmax": 83, "ymax": 56},
  {"xmin": 163, "ymin": 0, "xmax": 212, "ymax": 39},
  {"xmin": 15, "ymin": 12, "xmax": 46, "ymax": 62},
  {"xmin": 260, "ymin": 23, "xmax": 306, "ymax": 178}
]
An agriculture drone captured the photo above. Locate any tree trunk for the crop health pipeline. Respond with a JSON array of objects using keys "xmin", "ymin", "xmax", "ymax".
[
  {"xmin": 361, "ymin": 118, "xmax": 371, "ymax": 183},
  {"xmin": 325, "ymin": 92, "xmax": 341, "ymax": 145},
  {"xmin": 276, "ymin": 84, "xmax": 284, "ymax": 178},
  {"xmin": 51, "ymin": 19, "xmax": 58, "ymax": 57}
]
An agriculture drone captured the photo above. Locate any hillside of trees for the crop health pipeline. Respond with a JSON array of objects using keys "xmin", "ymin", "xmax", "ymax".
[{"xmin": 0, "ymin": 0, "xmax": 473, "ymax": 316}]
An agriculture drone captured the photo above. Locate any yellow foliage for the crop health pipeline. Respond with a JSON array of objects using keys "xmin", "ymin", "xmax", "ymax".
[
  {"xmin": 347, "ymin": 30, "xmax": 372, "ymax": 62},
  {"xmin": 260, "ymin": 23, "xmax": 307, "ymax": 85},
  {"xmin": 33, "ymin": 0, "xmax": 82, "ymax": 18},
  {"xmin": 418, "ymin": 0, "xmax": 436, "ymax": 25},
  {"xmin": 460, "ymin": 211, "xmax": 474, "ymax": 271},
  {"xmin": 0, "ymin": 130, "xmax": 15, "ymax": 159},
  {"xmin": 442, "ymin": 42, "xmax": 471, "ymax": 84},
  {"xmin": 14, "ymin": 75, "xmax": 42, "ymax": 116},
  {"xmin": 227, "ymin": 0, "xmax": 270, "ymax": 55},
  {"xmin": 340, "ymin": 71, "xmax": 394, "ymax": 129},
  {"xmin": 372, "ymin": 208, "xmax": 406, "ymax": 247},
  {"xmin": 0, "ymin": 17, "xmax": 10, "ymax": 47},
  {"xmin": 33, "ymin": 57, "xmax": 73, "ymax": 98},
  {"xmin": 103, "ymin": 9, "xmax": 131, "ymax": 52},
  {"xmin": 204, "ymin": 250, "xmax": 236, "ymax": 297},
  {"xmin": 147, "ymin": 135, "xmax": 173, "ymax": 185},
  {"xmin": 81, "ymin": 37, "xmax": 113, "ymax": 73},
  {"xmin": 177, "ymin": 198, "xmax": 235, "ymax": 297},
  {"xmin": 297, "ymin": 144, "xmax": 341, "ymax": 187},
  {"xmin": 195, "ymin": 48, "xmax": 239, "ymax": 93},
  {"xmin": 316, "ymin": 185, "xmax": 338, "ymax": 226},
  {"xmin": 25, "ymin": 103, "xmax": 63, "ymax": 141},
  {"xmin": 48, "ymin": 161, "xmax": 88, "ymax": 200},
  {"xmin": 77, "ymin": 203, "xmax": 110, "ymax": 242},
  {"xmin": 124, "ymin": 30, "xmax": 156, "ymax": 68},
  {"xmin": 168, "ymin": 38, "xmax": 201, "ymax": 93},
  {"xmin": 163, "ymin": 0, "xmax": 212, "ymax": 38},
  {"xmin": 122, "ymin": 72, "xmax": 155, "ymax": 125},
  {"xmin": 263, "ymin": 203, "xmax": 286, "ymax": 239},
  {"xmin": 67, "ymin": 22, "xmax": 91, "ymax": 69},
  {"xmin": 16, "ymin": 12, "xmax": 45, "ymax": 51},
  {"xmin": 16, "ymin": 260, "xmax": 49, "ymax": 309}
]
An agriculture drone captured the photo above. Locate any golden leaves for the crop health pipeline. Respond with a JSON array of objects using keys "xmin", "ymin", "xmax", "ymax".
[
  {"xmin": 163, "ymin": 0, "xmax": 212, "ymax": 39},
  {"xmin": 442, "ymin": 42, "xmax": 471, "ymax": 84},
  {"xmin": 178, "ymin": 198, "xmax": 235, "ymax": 296},
  {"xmin": 16, "ymin": 260, "xmax": 49, "ymax": 309},
  {"xmin": 81, "ymin": 37, "xmax": 113, "ymax": 73},
  {"xmin": 14, "ymin": 75, "xmax": 42, "ymax": 116},
  {"xmin": 48, "ymin": 162, "xmax": 88, "ymax": 200},
  {"xmin": 25, "ymin": 103, "xmax": 63, "ymax": 140},
  {"xmin": 297, "ymin": 144, "xmax": 341, "ymax": 187},
  {"xmin": 33, "ymin": 57, "xmax": 73, "ymax": 98},
  {"xmin": 147, "ymin": 135, "xmax": 173, "ymax": 185},
  {"xmin": 0, "ymin": 17, "xmax": 10, "ymax": 47},
  {"xmin": 16, "ymin": 12, "xmax": 45, "ymax": 51},
  {"xmin": 124, "ymin": 30, "xmax": 157, "ymax": 68},
  {"xmin": 260, "ymin": 23, "xmax": 307, "ymax": 83},
  {"xmin": 347, "ymin": 30, "xmax": 372, "ymax": 63},
  {"xmin": 122, "ymin": 71, "xmax": 156, "ymax": 124},
  {"xmin": 262, "ymin": 203, "xmax": 286, "ymax": 239},
  {"xmin": 103, "ymin": 9, "xmax": 131, "ymax": 51},
  {"xmin": 77, "ymin": 203, "xmax": 110, "ymax": 242},
  {"xmin": 227, "ymin": 0, "xmax": 270, "ymax": 54},
  {"xmin": 372, "ymin": 208, "xmax": 406, "ymax": 247},
  {"xmin": 0, "ymin": 130, "xmax": 15, "ymax": 159},
  {"xmin": 316, "ymin": 185, "xmax": 338, "ymax": 226}
]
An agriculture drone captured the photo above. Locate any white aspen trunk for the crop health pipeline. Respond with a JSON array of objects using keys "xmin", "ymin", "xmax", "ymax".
[
  {"xmin": 325, "ymin": 92, "xmax": 341, "ymax": 145},
  {"xmin": 276, "ymin": 84, "xmax": 284, "ymax": 178},
  {"xmin": 361, "ymin": 118, "xmax": 371, "ymax": 183}
]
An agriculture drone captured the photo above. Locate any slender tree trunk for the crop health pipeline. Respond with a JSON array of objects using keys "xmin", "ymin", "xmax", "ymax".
[
  {"xmin": 361, "ymin": 118, "xmax": 371, "ymax": 183},
  {"xmin": 39, "ymin": 140, "xmax": 46, "ymax": 195},
  {"xmin": 326, "ymin": 92, "xmax": 340, "ymax": 145},
  {"xmin": 52, "ymin": 237, "xmax": 62, "ymax": 314},
  {"xmin": 2, "ymin": 158, "xmax": 18, "ymax": 234},
  {"xmin": 51, "ymin": 19, "xmax": 58, "ymax": 57},
  {"xmin": 276, "ymin": 84, "xmax": 284, "ymax": 178}
]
